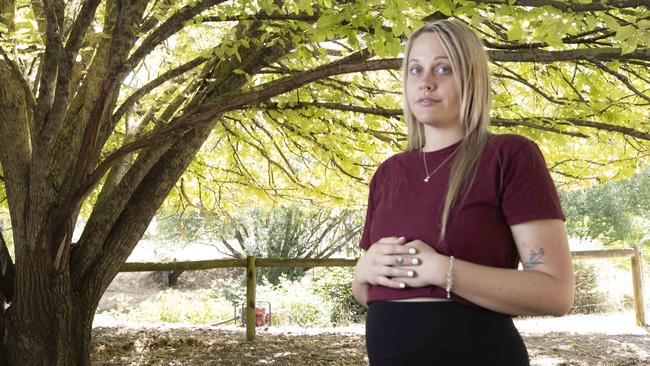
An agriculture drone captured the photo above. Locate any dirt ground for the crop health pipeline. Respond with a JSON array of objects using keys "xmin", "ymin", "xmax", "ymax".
[
  {"xmin": 91, "ymin": 312, "xmax": 650, "ymax": 365},
  {"xmin": 93, "ymin": 258, "xmax": 650, "ymax": 365}
]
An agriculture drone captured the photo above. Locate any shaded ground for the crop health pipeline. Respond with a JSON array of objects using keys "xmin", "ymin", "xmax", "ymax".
[
  {"xmin": 91, "ymin": 313, "xmax": 649, "ymax": 365},
  {"xmin": 94, "ymin": 250, "xmax": 650, "ymax": 365},
  {"xmin": 92, "ymin": 327, "xmax": 366, "ymax": 365}
]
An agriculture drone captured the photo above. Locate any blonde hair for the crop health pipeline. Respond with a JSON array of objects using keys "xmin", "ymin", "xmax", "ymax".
[{"xmin": 402, "ymin": 19, "xmax": 492, "ymax": 240}]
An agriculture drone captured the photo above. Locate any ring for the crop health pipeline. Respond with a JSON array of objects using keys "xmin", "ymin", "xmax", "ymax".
[{"xmin": 395, "ymin": 256, "xmax": 404, "ymax": 265}]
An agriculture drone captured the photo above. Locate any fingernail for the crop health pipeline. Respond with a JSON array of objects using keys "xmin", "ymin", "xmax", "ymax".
[
  {"xmin": 411, "ymin": 258, "xmax": 418, "ymax": 265},
  {"xmin": 399, "ymin": 283, "xmax": 406, "ymax": 289},
  {"xmin": 408, "ymin": 248, "xmax": 416, "ymax": 255},
  {"xmin": 399, "ymin": 236, "xmax": 406, "ymax": 240},
  {"xmin": 407, "ymin": 270, "xmax": 414, "ymax": 277}
]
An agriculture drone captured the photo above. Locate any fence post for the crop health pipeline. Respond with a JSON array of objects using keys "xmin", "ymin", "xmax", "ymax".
[
  {"xmin": 246, "ymin": 255, "xmax": 257, "ymax": 341},
  {"xmin": 631, "ymin": 237, "xmax": 647, "ymax": 326}
]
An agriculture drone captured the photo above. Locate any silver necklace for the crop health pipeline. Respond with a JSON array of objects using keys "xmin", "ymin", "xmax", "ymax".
[{"xmin": 422, "ymin": 144, "xmax": 461, "ymax": 182}]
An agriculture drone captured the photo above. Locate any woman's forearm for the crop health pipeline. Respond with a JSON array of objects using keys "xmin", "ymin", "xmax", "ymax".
[
  {"xmin": 399, "ymin": 220, "xmax": 575, "ymax": 317},
  {"xmin": 450, "ymin": 258, "xmax": 574, "ymax": 316},
  {"xmin": 352, "ymin": 278, "xmax": 370, "ymax": 309}
]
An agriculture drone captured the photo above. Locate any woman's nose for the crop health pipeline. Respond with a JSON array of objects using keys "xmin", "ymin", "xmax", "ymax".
[{"xmin": 419, "ymin": 73, "xmax": 436, "ymax": 90}]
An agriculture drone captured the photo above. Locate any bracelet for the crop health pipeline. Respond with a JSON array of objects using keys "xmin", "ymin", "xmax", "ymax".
[{"xmin": 446, "ymin": 256, "xmax": 455, "ymax": 299}]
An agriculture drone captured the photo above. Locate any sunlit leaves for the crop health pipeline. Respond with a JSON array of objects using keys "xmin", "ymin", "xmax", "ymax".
[
  {"xmin": 561, "ymin": 166, "xmax": 650, "ymax": 245},
  {"xmin": 3, "ymin": 0, "xmax": 648, "ymax": 218}
]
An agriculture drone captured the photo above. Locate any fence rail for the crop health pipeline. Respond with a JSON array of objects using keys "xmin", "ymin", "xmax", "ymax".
[{"xmin": 119, "ymin": 242, "xmax": 647, "ymax": 341}]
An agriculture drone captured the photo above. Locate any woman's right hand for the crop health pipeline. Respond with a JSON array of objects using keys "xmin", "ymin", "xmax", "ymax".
[{"xmin": 354, "ymin": 236, "xmax": 418, "ymax": 289}]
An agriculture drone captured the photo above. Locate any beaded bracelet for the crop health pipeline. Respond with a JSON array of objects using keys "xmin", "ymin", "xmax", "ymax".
[{"xmin": 446, "ymin": 256, "xmax": 455, "ymax": 299}]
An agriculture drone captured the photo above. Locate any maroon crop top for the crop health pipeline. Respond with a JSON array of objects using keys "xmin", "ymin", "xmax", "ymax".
[{"xmin": 359, "ymin": 134, "xmax": 565, "ymax": 306}]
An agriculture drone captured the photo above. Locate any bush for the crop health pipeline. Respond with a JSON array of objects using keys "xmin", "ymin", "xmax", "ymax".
[
  {"xmin": 256, "ymin": 276, "xmax": 331, "ymax": 327},
  {"xmin": 570, "ymin": 261, "xmax": 612, "ymax": 314},
  {"xmin": 103, "ymin": 289, "xmax": 233, "ymax": 324},
  {"xmin": 312, "ymin": 267, "xmax": 366, "ymax": 324}
]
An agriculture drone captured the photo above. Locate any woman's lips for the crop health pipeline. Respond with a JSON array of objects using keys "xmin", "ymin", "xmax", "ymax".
[{"xmin": 417, "ymin": 97, "xmax": 442, "ymax": 106}]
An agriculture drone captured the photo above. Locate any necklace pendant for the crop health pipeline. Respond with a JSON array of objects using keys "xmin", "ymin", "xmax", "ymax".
[{"xmin": 424, "ymin": 177, "xmax": 430, "ymax": 182}]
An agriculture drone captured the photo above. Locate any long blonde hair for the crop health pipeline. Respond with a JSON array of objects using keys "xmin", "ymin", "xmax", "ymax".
[{"xmin": 402, "ymin": 19, "xmax": 492, "ymax": 240}]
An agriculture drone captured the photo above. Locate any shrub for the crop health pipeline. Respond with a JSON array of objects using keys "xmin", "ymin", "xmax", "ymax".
[
  {"xmin": 312, "ymin": 267, "xmax": 367, "ymax": 324},
  {"xmin": 571, "ymin": 261, "xmax": 612, "ymax": 314},
  {"xmin": 109, "ymin": 289, "xmax": 233, "ymax": 324},
  {"xmin": 256, "ymin": 276, "xmax": 331, "ymax": 327}
]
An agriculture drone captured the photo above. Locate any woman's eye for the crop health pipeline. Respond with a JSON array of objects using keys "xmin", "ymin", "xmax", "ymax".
[
  {"xmin": 436, "ymin": 65, "xmax": 451, "ymax": 74},
  {"xmin": 409, "ymin": 67, "xmax": 421, "ymax": 75}
]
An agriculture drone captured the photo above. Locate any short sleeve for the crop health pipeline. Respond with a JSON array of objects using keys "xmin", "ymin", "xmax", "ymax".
[
  {"xmin": 359, "ymin": 172, "xmax": 378, "ymax": 250},
  {"xmin": 501, "ymin": 139, "xmax": 565, "ymax": 225}
]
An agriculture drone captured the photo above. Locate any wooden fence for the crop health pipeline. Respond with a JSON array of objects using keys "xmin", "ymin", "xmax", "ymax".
[{"xmin": 119, "ymin": 239, "xmax": 647, "ymax": 341}]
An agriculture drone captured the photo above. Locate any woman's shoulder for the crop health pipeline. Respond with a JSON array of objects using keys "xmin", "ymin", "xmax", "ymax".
[
  {"xmin": 486, "ymin": 133, "xmax": 540, "ymax": 157},
  {"xmin": 377, "ymin": 150, "xmax": 413, "ymax": 170},
  {"xmin": 370, "ymin": 151, "xmax": 414, "ymax": 182},
  {"xmin": 488, "ymin": 133, "xmax": 536, "ymax": 147}
]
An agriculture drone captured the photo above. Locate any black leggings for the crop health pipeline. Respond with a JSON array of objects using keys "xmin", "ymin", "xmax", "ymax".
[{"xmin": 366, "ymin": 301, "xmax": 530, "ymax": 366}]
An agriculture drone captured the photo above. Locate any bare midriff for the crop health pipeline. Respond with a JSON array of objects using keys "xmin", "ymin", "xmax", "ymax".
[{"xmin": 389, "ymin": 297, "xmax": 451, "ymax": 302}]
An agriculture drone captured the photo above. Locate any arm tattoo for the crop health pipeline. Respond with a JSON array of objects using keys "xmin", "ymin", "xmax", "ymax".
[{"xmin": 522, "ymin": 248, "xmax": 545, "ymax": 270}]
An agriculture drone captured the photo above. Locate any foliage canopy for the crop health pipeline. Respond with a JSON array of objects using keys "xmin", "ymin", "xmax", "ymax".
[{"xmin": 0, "ymin": 0, "xmax": 648, "ymax": 362}]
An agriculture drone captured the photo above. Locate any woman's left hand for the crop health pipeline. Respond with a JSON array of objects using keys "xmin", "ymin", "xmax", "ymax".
[{"xmin": 394, "ymin": 240, "xmax": 449, "ymax": 288}]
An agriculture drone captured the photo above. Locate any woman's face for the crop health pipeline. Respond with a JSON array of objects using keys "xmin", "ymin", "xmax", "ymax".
[{"xmin": 406, "ymin": 32, "xmax": 461, "ymax": 129}]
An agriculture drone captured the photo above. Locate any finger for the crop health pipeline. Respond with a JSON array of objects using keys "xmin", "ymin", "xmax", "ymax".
[
  {"xmin": 374, "ymin": 276, "xmax": 407, "ymax": 289},
  {"xmin": 376, "ymin": 236, "xmax": 407, "ymax": 245},
  {"xmin": 379, "ymin": 266, "xmax": 415, "ymax": 278},
  {"xmin": 378, "ymin": 245, "xmax": 415, "ymax": 256},
  {"xmin": 400, "ymin": 243, "xmax": 420, "ymax": 254},
  {"xmin": 384, "ymin": 255, "xmax": 420, "ymax": 266}
]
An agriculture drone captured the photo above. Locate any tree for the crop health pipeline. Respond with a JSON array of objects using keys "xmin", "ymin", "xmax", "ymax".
[
  {"xmin": 156, "ymin": 204, "xmax": 363, "ymax": 284},
  {"xmin": 561, "ymin": 166, "xmax": 650, "ymax": 245},
  {"xmin": 0, "ymin": 0, "xmax": 648, "ymax": 364}
]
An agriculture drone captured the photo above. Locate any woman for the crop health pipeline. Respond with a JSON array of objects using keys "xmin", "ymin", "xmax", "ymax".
[{"xmin": 352, "ymin": 19, "xmax": 575, "ymax": 365}]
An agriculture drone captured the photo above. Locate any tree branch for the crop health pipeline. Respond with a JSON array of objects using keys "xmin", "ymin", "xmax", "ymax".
[
  {"xmin": 250, "ymin": 116, "xmax": 298, "ymax": 177},
  {"xmin": 56, "ymin": 0, "xmax": 150, "ymax": 232},
  {"xmin": 565, "ymin": 118, "xmax": 650, "ymax": 140},
  {"xmin": 484, "ymin": 29, "xmax": 616, "ymax": 50},
  {"xmin": 492, "ymin": 118, "xmax": 590, "ymax": 138},
  {"xmin": 111, "ymin": 45, "xmax": 650, "ymax": 161},
  {"xmin": 258, "ymin": 102, "xmax": 592, "ymax": 139},
  {"xmin": 64, "ymin": 0, "xmax": 102, "ymax": 58},
  {"xmin": 222, "ymin": 121, "xmax": 299, "ymax": 185},
  {"xmin": 200, "ymin": 13, "xmax": 321, "ymax": 23},
  {"xmin": 0, "ymin": 229, "xmax": 15, "ymax": 303},
  {"xmin": 492, "ymin": 70, "xmax": 572, "ymax": 105},
  {"xmin": 488, "ymin": 47, "xmax": 650, "ymax": 63},
  {"xmin": 125, "ymin": 0, "xmax": 227, "ymax": 71},
  {"xmin": 41, "ymin": 0, "xmax": 103, "ymax": 148},
  {"xmin": 112, "ymin": 55, "xmax": 210, "ymax": 123},
  {"xmin": 33, "ymin": 0, "xmax": 64, "ymax": 130},
  {"xmin": 260, "ymin": 101, "xmax": 402, "ymax": 118},
  {"xmin": 0, "ymin": 43, "xmax": 37, "ymax": 109},
  {"xmin": 592, "ymin": 61, "xmax": 650, "ymax": 103},
  {"xmin": 72, "ymin": 40, "xmax": 650, "ymax": 204},
  {"xmin": 476, "ymin": 0, "xmax": 649, "ymax": 12}
]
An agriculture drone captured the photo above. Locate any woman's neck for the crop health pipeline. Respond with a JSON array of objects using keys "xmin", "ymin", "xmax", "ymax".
[{"xmin": 422, "ymin": 124, "xmax": 464, "ymax": 152}]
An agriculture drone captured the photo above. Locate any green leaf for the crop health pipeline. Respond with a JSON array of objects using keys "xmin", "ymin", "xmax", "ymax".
[
  {"xmin": 316, "ymin": 14, "xmax": 337, "ymax": 28},
  {"xmin": 437, "ymin": 0, "xmax": 453, "ymax": 16},
  {"xmin": 614, "ymin": 25, "xmax": 636, "ymax": 42},
  {"xmin": 507, "ymin": 22, "xmax": 525, "ymax": 42},
  {"xmin": 620, "ymin": 40, "xmax": 638, "ymax": 55},
  {"xmin": 603, "ymin": 14, "xmax": 621, "ymax": 32}
]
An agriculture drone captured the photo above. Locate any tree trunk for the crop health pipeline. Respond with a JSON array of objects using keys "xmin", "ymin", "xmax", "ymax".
[
  {"xmin": 168, "ymin": 270, "xmax": 184, "ymax": 287},
  {"xmin": 3, "ymin": 245, "xmax": 95, "ymax": 366}
]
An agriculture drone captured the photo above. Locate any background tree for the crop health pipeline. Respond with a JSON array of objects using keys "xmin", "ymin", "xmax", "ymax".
[
  {"xmin": 0, "ymin": 0, "xmax": 648, "ymax": 364},
  {"xmin": 561, "ymin": 166, "xmax": 650, "ymax": 246},
  {"xmin": 156, "ymin": 204, "xmax": 362, "ymax": 284}
]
